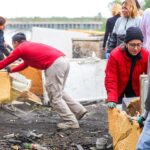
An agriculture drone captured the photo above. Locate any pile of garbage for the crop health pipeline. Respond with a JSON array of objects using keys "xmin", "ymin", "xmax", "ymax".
[{"xmin": 3, "ymin": 130, "xmax": 47, "ymax": 150}]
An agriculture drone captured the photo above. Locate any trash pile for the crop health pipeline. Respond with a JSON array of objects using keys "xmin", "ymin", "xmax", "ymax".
[{"xmin": 3, "ymin": 130, "xmax": 47, "ymax": 150}]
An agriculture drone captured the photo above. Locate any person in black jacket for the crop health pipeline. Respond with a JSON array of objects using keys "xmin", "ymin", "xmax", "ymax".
[
  {"xmin": 0, "ymin": 16, "xmax": 11, "ymax": 60},
  {"xmin": 102, "ymin": 3, "xmax": 121, "ymax": 58}
]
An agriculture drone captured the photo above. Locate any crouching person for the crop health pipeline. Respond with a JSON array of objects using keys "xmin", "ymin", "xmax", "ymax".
[
  {"xmin": 0, "ymin": 32, "xmax": 87, "ymax": 129},
  {"xmin": 105, "ymin": 27, "xmax": 149, "ymax": 108}
]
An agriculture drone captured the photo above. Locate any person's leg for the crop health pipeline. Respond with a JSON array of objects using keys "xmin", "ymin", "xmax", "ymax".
[
  {"xmin": 136, "ymin": 111, "xmax": 150, "ymax": 150},
  {"xmin": 62, "ymin": 92, "xmax": 87, "ymax": 120},
  {"xmin": 61, "ymin": 59, "xmax": 87, "ymax": 120},
  {"xmin": 45, "ymin": 57, "xmax": 79, "ymax": 128}
]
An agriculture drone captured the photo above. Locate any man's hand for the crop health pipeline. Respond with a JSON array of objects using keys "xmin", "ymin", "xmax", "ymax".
[
  {"xmin": 107, "ymin": 102, "xmax": 117, "ymax": 108},
  {"xmin": 137, "ymin": 116, "xmax": 145, "ymax": 128}
]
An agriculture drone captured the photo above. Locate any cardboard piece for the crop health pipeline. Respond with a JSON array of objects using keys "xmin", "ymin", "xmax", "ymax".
[
  {"xmin": 10, "ymin": 72, "xmax": 31, "ymax": 100},
  {"xmin": 17, "ymin": 91, "xmax": 42, "ymax": 105},
  {"xmin": 0, "ymin": 71, "xmax": 11, "ymax": 104},
  {"xmin": 108, "ymin": 108, "xmax": 142, "ymax": 150},
  {"xmin": 19, "ymin": 67, "xmax": 43, "ymax": 96}
]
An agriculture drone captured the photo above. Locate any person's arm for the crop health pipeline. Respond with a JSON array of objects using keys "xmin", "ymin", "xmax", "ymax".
[
  {"xmin": 0, "ymin": 48, "xmax": 21, "ymax": 69},
  {"xmin": 103, "ymin": 19, "xmax": 111, "ymax": 49},
  {"xmin": 10, "ymin": 62, "xmax": 28, "ymax": 72},
  {"xmin": 105, "ymin": 53, "xmax": 118, "ymax": 103},
  {"xmin": 145, "ymin": 56, "xmax": 150, "ymax": 111}
]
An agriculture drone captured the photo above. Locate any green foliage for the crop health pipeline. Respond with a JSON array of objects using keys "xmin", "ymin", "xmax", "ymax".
[
  {"xmin": 108, "ymin": 0, "xmax": 121, "ymax": 10},
  {"xmin": 113, "ymin": 0, "xmax": 121, "ymax": 4},
  {"xmin": 100, "ymin": 18, "xmax": 107, "ymax": 32},
  {"xmin": 143, "ymin": 0, "xmax": 150, "ymax": 9}
]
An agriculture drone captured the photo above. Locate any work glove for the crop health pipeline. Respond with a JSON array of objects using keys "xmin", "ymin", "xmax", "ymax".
[
  {"xmin": 107, "ymin": 102, "xmax": 117, "ymax": 109},
  {"xmin": 137, "ymin": 116, "xmax": 145, "ymax": 128},
  {"xmin": 5, "ymin": 66, "xmax": 11, "ymax": 73}
]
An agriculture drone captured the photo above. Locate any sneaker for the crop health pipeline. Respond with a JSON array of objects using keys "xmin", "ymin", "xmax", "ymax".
[
  {"xmin": 57, "ymin": 122, "xmax": 79, "ymax": 129},
  {"xmin": 76, "ymin": 109, "xmax": 88, "ymax": 120}
]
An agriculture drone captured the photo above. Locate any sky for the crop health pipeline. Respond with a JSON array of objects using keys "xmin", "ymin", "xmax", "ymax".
[{"xmin": 0, "ymin": 0, "xmax": 114, "ymax": 18}]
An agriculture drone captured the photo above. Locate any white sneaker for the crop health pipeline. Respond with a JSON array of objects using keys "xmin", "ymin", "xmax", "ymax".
[{"xmin": 57, "ymin": 122, "xmax": 79, "ymax": 129}]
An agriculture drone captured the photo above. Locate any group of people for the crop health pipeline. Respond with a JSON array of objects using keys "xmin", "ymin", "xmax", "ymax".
[
  {"xmin": 0, "ymin": 0, "xmax": 150, "ymax": 148},
  {"xmin": 103, "ymin": 0, "xmax": 150, "ymax": 149}
]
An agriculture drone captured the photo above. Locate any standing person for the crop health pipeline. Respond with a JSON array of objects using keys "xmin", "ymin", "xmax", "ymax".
[
  {"xmin": 137, "ymin": 8, "xmax": 150, "ymax": 127},
  {"xmin": 134, "ymin": 0, "xmax": 143, "ymax": 16},
  {"xmin": 105, "ymin": 27, "xmax": 149, "ymax": 108},
  {"xmin": 0, "ymin": 16, "xmax": 11, "ymax": 60},
  {"xmin": 136, "ymin": 63, "xmax": 150, "ymax": 150},
  {"xmin": 0, "ymin": 32, "xmax": 87, "ymax": 129},
  {"xmin": 102, "ymin": 3, "xmax": 121, "ymax": 58},
  {"xmin": 107, "ymin": 0, "xmax": 141, "ymax": 54},
  {"xmin": 140, "ymin": 8, "xmax": 150, "ymax": 51},
  {"xmin": 135, "ymin": 9, "xmax": 150, "ymax": 144}
]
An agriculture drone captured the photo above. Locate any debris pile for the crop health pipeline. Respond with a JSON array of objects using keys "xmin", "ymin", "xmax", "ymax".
[{"xmin": 3, "ymin": 130, "xmax": 47, "ymax": 150}]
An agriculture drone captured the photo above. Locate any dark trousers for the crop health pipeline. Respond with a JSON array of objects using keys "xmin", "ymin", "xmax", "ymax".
[{"xmin": 0, "ymin": 48, "xmax": 10, "ymax": 60}]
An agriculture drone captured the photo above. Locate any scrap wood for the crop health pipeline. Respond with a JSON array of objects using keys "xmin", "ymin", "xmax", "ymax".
[{"xmin": 17, "ymin": 91, "xmax": 42, "ymax": 105}]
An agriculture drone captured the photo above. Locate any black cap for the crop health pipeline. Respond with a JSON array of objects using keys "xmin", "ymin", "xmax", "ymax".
[{"xmin": 124, "ymin": 27, "xmax": 143, "ymax": 43}]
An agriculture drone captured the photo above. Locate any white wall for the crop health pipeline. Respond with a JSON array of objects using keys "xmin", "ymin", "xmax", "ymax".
[
  {"xmin": 42, "ymin": 58, "xmax": 107, "ymax": 102},
  {"xmin": 31, "ymin": 27, "xmax": 90, "ymax": 58}
]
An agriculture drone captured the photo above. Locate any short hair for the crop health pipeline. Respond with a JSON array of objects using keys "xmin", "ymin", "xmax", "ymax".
[
  {"xmin": 0, "ymin": 16, "xmax": 6, "ymax": 26},
  {"xmin": 12, "ymin": 32, "xmax": 26, "ymax": 43},
  {"xmin": 122, "ymin": 0, "xmax": 139, "ymax": 18},
  {"xmin": 112, "ymin": 3, "xmax": 122, "ymax": 16}
]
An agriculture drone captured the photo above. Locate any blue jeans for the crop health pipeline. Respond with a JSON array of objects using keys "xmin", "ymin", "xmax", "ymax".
[{"xmin": 136, "ymin": 111, "xmax": 150, "ymax": 150}]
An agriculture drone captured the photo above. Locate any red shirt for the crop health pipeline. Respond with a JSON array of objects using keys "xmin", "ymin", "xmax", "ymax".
[
  {"xmin": 105, "ymin": 46, "xmax": 149, "ymax": 103},
  {"xmin": 0, "ymin": 41, "xmax": 64, "ymax": 72}
]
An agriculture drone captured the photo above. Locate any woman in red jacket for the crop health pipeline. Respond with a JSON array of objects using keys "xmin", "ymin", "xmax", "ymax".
[{"xmin": 105, "ymin": 27, "xmax": 149, "ymax": 108}]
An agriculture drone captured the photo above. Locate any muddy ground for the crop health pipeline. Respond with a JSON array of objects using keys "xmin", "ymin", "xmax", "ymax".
[{"xmin": 0, "ymin": 101, "xmax": 113, "ymax": 150}]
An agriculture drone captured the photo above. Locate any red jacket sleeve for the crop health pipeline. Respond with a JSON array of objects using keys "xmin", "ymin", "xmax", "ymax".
[
  {"xmin": 0, "ymin": 48, "xmax": 21, "ymax": 69},
  {"xmin": 105, "ymin": 54, "xmax": 119, "ymax": 103},
  {"xmin": 10, "ymin": 62, "xmax": 28, "ymax": 72}
]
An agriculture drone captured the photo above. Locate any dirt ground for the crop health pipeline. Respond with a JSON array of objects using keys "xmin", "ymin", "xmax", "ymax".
[{"xmin": 0, "ymin": 101, "xmax": 113, "ymax": 150}]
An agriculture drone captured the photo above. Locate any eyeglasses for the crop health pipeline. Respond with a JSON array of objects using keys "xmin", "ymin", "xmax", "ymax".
[{"xmin": 128, "ymin": 43, "xmax": 143, "ymax": 48}]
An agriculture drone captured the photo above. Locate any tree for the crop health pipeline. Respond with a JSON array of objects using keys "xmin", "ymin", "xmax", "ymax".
[
  {"xmin": 143, "ymin": 0, "xmax": 150, "ymax": 9},
  {"xmin": 114, "ymin": 0, "xmax": 121, "ymax": 3}
]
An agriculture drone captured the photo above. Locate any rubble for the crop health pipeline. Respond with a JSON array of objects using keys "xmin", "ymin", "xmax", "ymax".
[{"xmin": 0, "ymin": 103, "xmax": 113, "ymax": 149}]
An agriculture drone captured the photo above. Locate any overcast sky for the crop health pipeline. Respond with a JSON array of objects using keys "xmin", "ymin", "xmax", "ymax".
[{"xmin": 1, "ymin": 0, "xmax": 114, "ymax": 18}]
